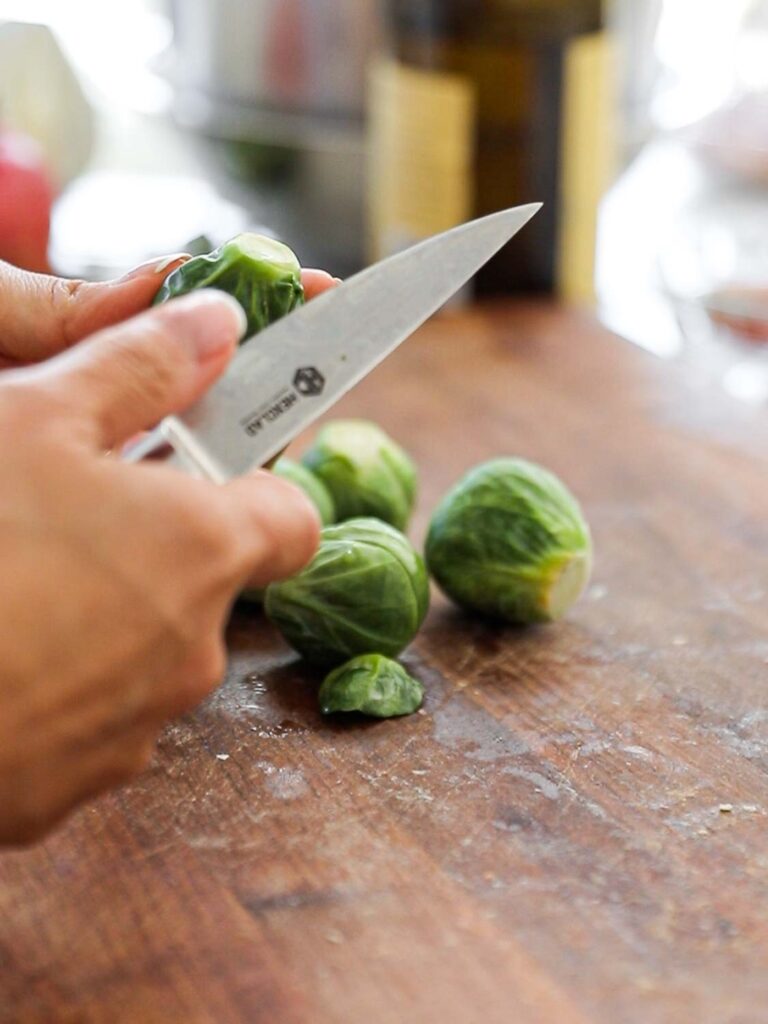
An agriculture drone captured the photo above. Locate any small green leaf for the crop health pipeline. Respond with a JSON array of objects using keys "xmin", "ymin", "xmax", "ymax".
[{"xmin": 319, "ymin": 654, "xmax": 423, "ymax": 718}]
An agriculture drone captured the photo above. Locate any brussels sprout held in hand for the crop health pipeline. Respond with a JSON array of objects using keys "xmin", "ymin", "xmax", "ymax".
[
  {"xmin": 302, "ymin": 420, "xmax": 417, "ymax": 531},
  {"xmin": 265, "ymin": 518, "xmax": 429, "ymax": 665},
  {"xmin": 426, "ymin": 458, "xmax": 592, "ymax": 623},
  {"xmin": 153, "ymin": 232, "xmax": 304, "ymax": 339},
  {"xmin": 319, "ymin": 654, "xmax": 424, "ymax": 718}
]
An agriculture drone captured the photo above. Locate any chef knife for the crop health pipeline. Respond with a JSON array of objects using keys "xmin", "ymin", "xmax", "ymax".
[{"xmin": 123, "ymin": 204, "xmax": 541, "ymax": 481}]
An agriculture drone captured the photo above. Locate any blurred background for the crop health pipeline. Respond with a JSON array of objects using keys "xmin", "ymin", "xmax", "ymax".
[{"xmin": 0, "ymin": 0, "xmax": 766, "ymax": 394}]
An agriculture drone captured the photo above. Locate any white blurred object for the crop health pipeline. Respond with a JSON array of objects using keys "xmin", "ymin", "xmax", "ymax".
[
  {"xmin": 50, "ymin": 172, "xmax": 253, "ymax": 280},
  {"xmin": 613, "ymin": 0, "xmax": 768, "ymax": 152},
  {"xmin": 0, "ymin": 20, "xmax": 94, "ymax": 187},
  {"xmin": 684, "ymin": 91, "xmax": 768, "ymax": 184},
  {"xmin": 0, "ymin": 0, "xmax": 172, "ymax": 115},
  {"xmin": 599, "ymin": 0, "xmax": 768, "ymax": 368},
  {"xmin": 658, "ymin": 184, "xmax": 768, "ymax": 303},
  {"xmin": 597, "ymin": 142, "xmax": 697, "ymax": 357},
  {"xmin": 657, "ymin": 171, "xmax": 768, "ymax": 402},
  {"xmin": 650, "ymin": 0, "xmax": 753, "ymax": 131}
]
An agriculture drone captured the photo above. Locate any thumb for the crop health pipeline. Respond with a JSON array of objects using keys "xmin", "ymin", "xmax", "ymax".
[{"xmin": 35, "ymin": 290, "xmax": 247, "ymax": 448}]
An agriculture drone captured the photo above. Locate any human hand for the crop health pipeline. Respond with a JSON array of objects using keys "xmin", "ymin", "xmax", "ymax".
[
  {"xmin": 0, "ymin": 290, "xmax": 322, "ymax": 844},
  {"xmin": 0, "ymin": 258, "xmax": 338, "ymax": 369}
]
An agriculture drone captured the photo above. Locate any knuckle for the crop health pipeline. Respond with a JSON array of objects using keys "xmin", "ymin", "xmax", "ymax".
[
  {"xmin": 0, "ymin": 378, "xmax": 71, "ymax": 438},
  {"xmin": 265, "ymin": 506, "xmax": 320, "ymax": 580},
  {"xmin": 49, "ymin": 277, "xmax": 87, "ymax": 349},
  {"xmin": 80, "ymin": 312, "xmax": 190, "ymax": 434},
  {"xmin": 215, "ymin": 527, "xmax": 250, "ymax": 582},
  {"xmin": 194, "ymin": 643, "xmax": 228, "ymax": 696},
  {"xmin": 0, "ymin": 813, "xmax": 50, "ymax": 848},
  {"xmin": 132, "ymin": 739, "xmax": 157, "ymax": 775},
  {"xmin": 138, "ymin": 481, "xmax": 245, "ymax": 608},
  {"xmin": 195, "ymin": 510, "xmax": 235, "ymax": 561},
  {"xmin": 0, "ymin": 787, "xmax": 68, "ymax": 847},
  {"xmin": 227, "ymin": 474, "xmax": 321, "ymax": 584},
  {"xmin": 175, "ymin": 643, "xmax": 227, "ymax": 712},
  {"xmin": 112, "ymin": 739, "xmax": 157, "ymax": 784},
  {"xmin": 73, "ymin": 739, "xmax": 159, "ymax": 809},
  {"xmin": 179, "ymin": 493, "xmax": 244, "ymax": 576},
  {"xmin": 95, "ymin": 731, "xmax": 159, "ymax": 784},
  {"xmin": 108, "ymin": 326, "xmax": 178, "ymax": 402},
  {"xmin": 50, "ymin": 275, "xmax": 86, "ymax": 305},
  {"xmin": 0, "ymin": 734, "xmax": 158, "ymax": 849},
  {"xmin": 0, "ymin": 379, "xmax": 41, "ymax": 422}
]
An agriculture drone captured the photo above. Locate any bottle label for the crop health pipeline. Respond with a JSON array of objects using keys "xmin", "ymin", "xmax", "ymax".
[
  {"xmin": 367, "ymin": 59, "xmax": 476, "ymax": 262},
  {"xmin": 557, "ymin": 29, "xmax": 616, "ymax": 303}
]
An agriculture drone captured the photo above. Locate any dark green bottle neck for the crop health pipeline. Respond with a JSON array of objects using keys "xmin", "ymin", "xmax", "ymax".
[{"xmin": 384, "ymin": 0, "xmax": 603, "ymax": 47}]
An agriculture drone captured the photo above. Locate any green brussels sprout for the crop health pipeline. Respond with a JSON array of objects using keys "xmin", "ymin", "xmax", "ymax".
[
  {"xmin": 153, "ymin": 232, "xmax": 304, "ymax": 339},
  {"xmin": 265, "ymin": 518, "xmax": 429, "ymax": 665},
  {"xmin": 319, "ymin": 654, "xmax": 423, "ymax": 718},
  {"xmin": 302, "ymin": 420, "xmax": 417, "ymax": 531},
  {"xmin": 425, "ymin": 458, "xmax": 592, "ymax": 623},
  {"xmin": 273, "ymin": 458, "xmax": 336, "ymax": 526}
]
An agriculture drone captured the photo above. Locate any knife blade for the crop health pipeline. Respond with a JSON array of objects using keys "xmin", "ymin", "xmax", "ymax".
[{"xmin": 123, "ymin": 204, "xmax": 541, "ymax": 481}]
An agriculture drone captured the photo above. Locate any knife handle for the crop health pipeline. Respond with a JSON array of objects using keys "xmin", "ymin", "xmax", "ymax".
[
  {"xmin": 121, "ymin": 421, "xmax": 281, "ymax": 481},
  {"xmin": 121, "ymin": 422, "xmax": 221, "ymax": 481}
]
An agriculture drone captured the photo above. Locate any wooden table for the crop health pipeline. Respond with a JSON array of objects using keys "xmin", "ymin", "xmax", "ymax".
[{"xmin": 2, "ymin": 303, "xmax": 768, "ymax": 1024}]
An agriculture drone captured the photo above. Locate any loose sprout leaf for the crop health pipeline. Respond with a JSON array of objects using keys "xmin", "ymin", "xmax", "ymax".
[{"xmin": 319, "ymin": 654, "xmax": 424, "ymax": 718}]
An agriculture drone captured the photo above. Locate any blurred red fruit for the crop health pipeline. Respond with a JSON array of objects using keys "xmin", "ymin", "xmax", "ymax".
[{"xmin": 0, "ymin": 127, "xmax": 54, "ymax": 273}]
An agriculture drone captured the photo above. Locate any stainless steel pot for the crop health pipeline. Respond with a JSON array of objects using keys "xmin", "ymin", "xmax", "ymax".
[
  {"xmin": 165, "ymin": 0, "xmax": 381, "ymax": 273},
  {"xmin": 169, "ymin": 0, "xmax": 380, "ymax": 127}
]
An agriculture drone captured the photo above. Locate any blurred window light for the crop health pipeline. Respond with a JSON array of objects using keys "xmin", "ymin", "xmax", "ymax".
[
  {"xmin": 739, "ymin": 30, "xmax": 768, "ymax": 92},
  {"xmin": 0, "ymin": 0, "xmax": 171, "ymax": 113},
  {"xmin": 652, "ymin": 0, "xmax": 754, "ymax": 129}
]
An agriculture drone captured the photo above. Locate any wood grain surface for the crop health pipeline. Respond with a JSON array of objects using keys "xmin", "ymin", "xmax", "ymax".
[{"xmin": 2, "ymin": 303, "xmax": 768, "ymax": 1024}]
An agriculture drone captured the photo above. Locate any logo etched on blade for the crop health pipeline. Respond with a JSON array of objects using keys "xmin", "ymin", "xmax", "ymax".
[
  {"xmin": 240, "ymin": 368, "xmax": 326, "ymax": 438},
  {"xmin": 293, "ymin": 367, "xmax": 325, "ymax": 396}
]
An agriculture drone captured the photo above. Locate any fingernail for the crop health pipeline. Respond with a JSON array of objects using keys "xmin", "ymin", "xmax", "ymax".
[
  {"xmin": 216, "ymin": 292, "xmax": 249, "ymax": 339},
  {"xmin": 334, "ymin": 277, "xmax": 343, "ymax": 285},
  {"xmin": 153, "ymin": 253, "xmax": 191, "ymax": 275},
  {"xmin": 163, "ymin": 291, "xmax": 248, "ymax": 360},
  {"xmin": 118, "ymin": 253, "xmax": 191, "ymax": 282}
]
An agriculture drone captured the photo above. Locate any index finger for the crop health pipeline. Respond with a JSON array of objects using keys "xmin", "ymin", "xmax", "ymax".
[
  {"xmin": 0, "ymin": 255, "xmax": 190, "ymax": 365},
  {"xmin": 301, "ymin": 269, "xmax": 341, "ymax": 301},
  {"xmin": 221, "ymin": 470, "xmax": 321, "ymax": 588}
]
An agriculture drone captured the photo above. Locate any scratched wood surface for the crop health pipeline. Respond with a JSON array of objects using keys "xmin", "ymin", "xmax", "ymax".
[{"xmin": 2, "ymin": 303, "xmax": 768, "ymax": 1024}]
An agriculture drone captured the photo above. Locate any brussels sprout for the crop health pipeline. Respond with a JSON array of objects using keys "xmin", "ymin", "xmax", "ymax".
[
  {"xmin": 153, "ymin": 232, "xmax": 304, "ymax": 339},
  {"xmin": 319, "ymin": 654, "xmax": 423, "ymax": 718},
  {"xmin": 273, "ymin": 458, "xmax": 336, "ymax": 526},
  {"xmin": 265, "ymin": 518, "xmax": 429, "ymax": 665},
  {"xmin": 426, "ymin": 458, "xmax": 592, "ymax": 623},
  {"xmin": 302, "ymin": 420, "xmax": 417, "ymax": 531}
]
